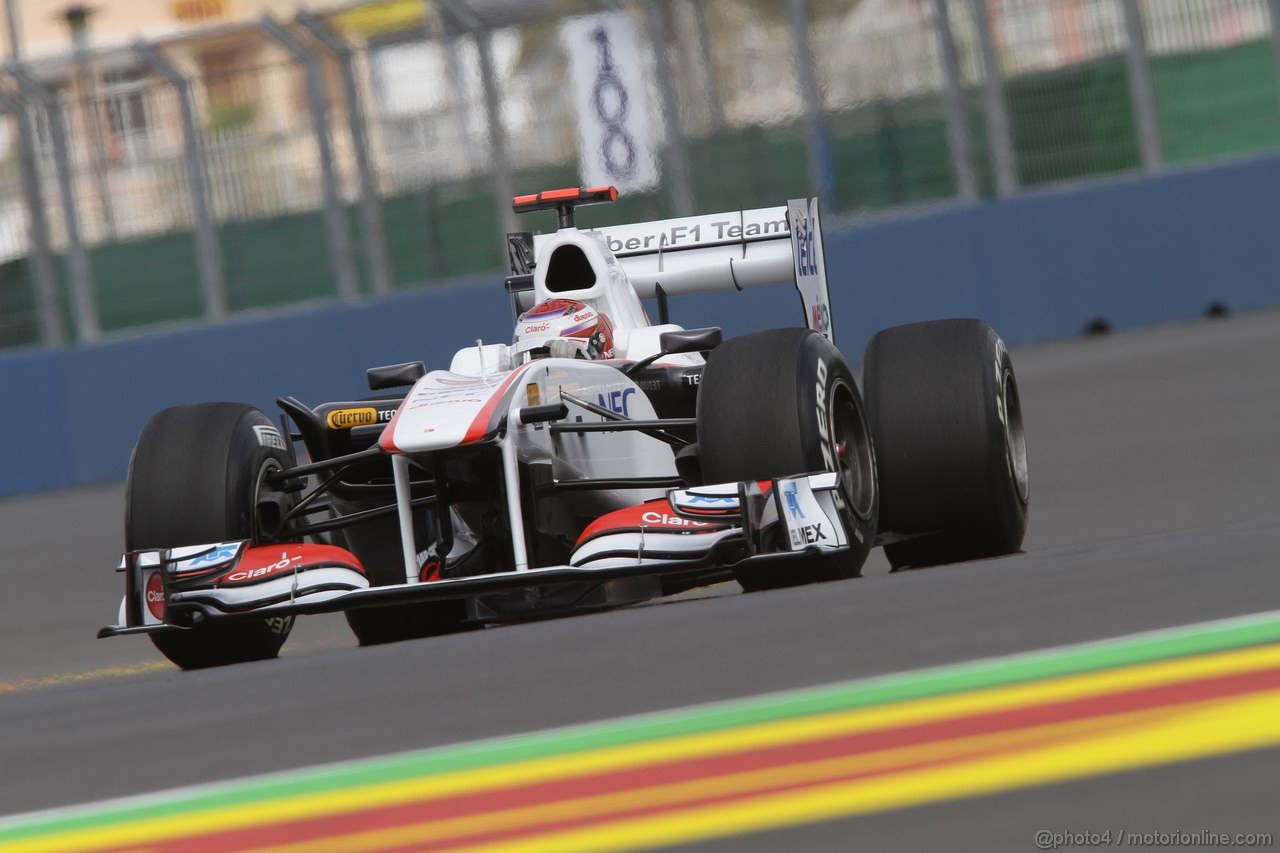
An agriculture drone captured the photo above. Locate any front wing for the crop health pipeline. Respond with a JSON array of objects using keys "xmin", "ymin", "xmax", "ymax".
[{"xmin": 99, "ymin": 473, "xmax": 848, "ymax": 637}]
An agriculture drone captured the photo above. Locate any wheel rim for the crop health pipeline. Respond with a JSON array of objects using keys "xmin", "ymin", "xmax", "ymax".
[
  {"xmin": 1001, "ymin": 368, "xmax": 1030, "ymax": 504},
  {"xmin": 829, "ymin": 380, "xmax": 876, "ymax": 520}
]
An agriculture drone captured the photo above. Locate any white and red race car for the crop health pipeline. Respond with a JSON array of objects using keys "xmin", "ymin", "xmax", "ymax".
[{"xmin": 101, "ymin": 186, "xmax": 1030, "ymax": 669}]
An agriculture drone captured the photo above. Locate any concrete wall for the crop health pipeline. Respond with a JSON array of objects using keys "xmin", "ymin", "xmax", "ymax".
[{"xmin": 4, "ymin": 152, "xmax": 1279, "ymax": 498}]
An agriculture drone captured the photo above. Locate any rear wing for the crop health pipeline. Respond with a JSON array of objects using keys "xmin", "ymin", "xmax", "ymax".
[{"xmin": 525, "ymin": 198, "xmax": 835, "ymax": 342}]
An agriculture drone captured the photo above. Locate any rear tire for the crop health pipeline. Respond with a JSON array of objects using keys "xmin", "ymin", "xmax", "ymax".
[
  {"xmin": 698, "ymin": 328, "xmax": 878, "ymax": 591},
  {"xmin": 127, "ymin": 403, "xmax": 295, "ymax": 669},
  {"xmin": 863, "ymin": 319, "xmax": 1029, "ymax": 569}
]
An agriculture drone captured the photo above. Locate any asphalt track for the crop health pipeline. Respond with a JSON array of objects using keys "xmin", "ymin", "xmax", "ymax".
[{"xmin": 4, "ymin": 309, "xmax": 1280, "ymax": 848}]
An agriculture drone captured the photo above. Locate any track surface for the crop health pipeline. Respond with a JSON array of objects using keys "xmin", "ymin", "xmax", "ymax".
[{"xmin": 4, "ymin": 310, "xmax": 1280, "ymax": 847}]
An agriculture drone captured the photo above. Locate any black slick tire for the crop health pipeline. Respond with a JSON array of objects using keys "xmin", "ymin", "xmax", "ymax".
[
  {"xmin": 698, "ymin": 328, "xmax": 878, "ymax": 591},
  {"xmin": 862, "ymin": 319, "xmax": 1030, "ymax": 569},
  {"xmin": 126, "ymin": 403, "xmax": 295, "ymax": 669},
  {"xmin": 339, "ymin": 514, "xmax": 477, "ymax": 646}
]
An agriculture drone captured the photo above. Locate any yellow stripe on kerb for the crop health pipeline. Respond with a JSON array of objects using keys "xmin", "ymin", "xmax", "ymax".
[{"xmin": 13, "ymin": 644, "xmax": 1280, "ymax": 853}]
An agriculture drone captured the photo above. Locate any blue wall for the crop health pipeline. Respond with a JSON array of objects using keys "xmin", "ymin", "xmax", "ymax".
[{"xmin": 4, "ymin": 152, "xmax": 1280, "ymax": 497}]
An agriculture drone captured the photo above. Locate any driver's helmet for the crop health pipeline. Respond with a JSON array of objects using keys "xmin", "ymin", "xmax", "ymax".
[{"xmin": 513, "ymin": 299, "xmax": 615, "ymax": 361}]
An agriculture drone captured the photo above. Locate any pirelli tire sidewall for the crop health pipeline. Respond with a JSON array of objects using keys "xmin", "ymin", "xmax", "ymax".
[
  {"xmin": 863, "ymin": 319, "xmax": 1030, "ymax": 569},
  {"xmin": 698, "ymin": 328, "xmax": 878, "ymax": 581},
  {"xmin": 127, "ymin": 402, "xmax": 295, "ymax": 669}
]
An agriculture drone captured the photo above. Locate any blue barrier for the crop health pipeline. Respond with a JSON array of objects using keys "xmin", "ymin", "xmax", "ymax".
[{"xmin": 4, "ymin": 152, "xmax": 1280, "ymax": 497}]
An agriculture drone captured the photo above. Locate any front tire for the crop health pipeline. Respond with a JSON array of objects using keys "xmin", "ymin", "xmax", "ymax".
[
  {"xmin": 345, "ymin": 600, "xmax": 474, "ymax": 646},
  {"xmin": 127, "ymin": 403, "xmax": 295, "ymax": 669},
  {"xmin": 863, "ymin": 319, "xmax": 1029, "ymax": 569},
  {"xmin": 337, "ymin": 514, "xmax": 477, "ymax": 646},
  {"xmin": 698, "ymin": 328, "xmax": 878, "ymax": 591}
]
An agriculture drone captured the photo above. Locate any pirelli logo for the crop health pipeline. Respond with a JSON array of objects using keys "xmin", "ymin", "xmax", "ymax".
[
  {"xmin": 171, "ymin": 0, "xmax": 225, "ymax": 22},
  {"xmin": 326, "ymin": 407, "xmax": 379, "ymax": 430}
]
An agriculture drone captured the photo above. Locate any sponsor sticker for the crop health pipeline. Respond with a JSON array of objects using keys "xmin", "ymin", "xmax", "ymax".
[
  {"xmin": 789, "ymin": 522, "xmax": 828, "ymax": 548},
  {"xmin": 670, "ymin": 491, "xmax": 740, "ymax": 514},
  {"xmin": 597, "ymin": 387, "xmax": 635, "ymax": 417},
  {"xmin": 641, "ymin": 511, "xmax": 713, "ymax": 528},
  {"xmin": 326, "ymin": 407, "xmax": 378, "ymax": 430},
  {"xmin": 778, "ymin": 477, "xmax": 842, "ymax": 553},
  {"xmin": 221, "ymin": 549, "xmax": 304, "ymax": 583},
  {"xmin": 598, "ymin": 214, "xmax": 788, "ymax": 256},
  {"xmin": 810, "ymin": 301, "xmax": 831, "ymax": 335},
  {"xmin": 183, "ymin": 543, "xmax": 240, "ymax": 569},
  {"xmin": 783, "ymin": 481, "xmax": 805, "ymax": 520},
  {"xmin": 144, "ymin": 571, "xmax": 165, "ymax": 621},
  {"xmin": 686, "ymin": 494, "xmax": 736, "ymax": 506},
  {"xmin": 526, "ymin": 383, "xmax": 542, "ymax": 406},
  {"xmin": 789, "ymin": 197, "xmax": 834, "ymax": 342},
  {"xmin": 253, "ymin": 424, "xmax": 287, "ymax": 451}
]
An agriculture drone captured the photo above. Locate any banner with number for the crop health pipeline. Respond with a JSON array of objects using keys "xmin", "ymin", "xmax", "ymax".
[{"xmin": 560, "ymin": 13, "xmax": 659, "ymax": 194}]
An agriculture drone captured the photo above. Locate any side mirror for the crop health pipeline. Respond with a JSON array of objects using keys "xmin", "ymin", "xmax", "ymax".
[
  {"xmin": 367, "ymin": 361, "xmax": 425, "ymax": 391},
  {"xmin": 659, "ymin": 327, "xmax": 722, "ymax": 355}
]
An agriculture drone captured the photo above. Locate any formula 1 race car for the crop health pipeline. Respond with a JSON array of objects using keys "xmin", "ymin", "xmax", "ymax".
[{"xmin": 100, "ymin": 186, "xmax": 1030, "ymax": 669}]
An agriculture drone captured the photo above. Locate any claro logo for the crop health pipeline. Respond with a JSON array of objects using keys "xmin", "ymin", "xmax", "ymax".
[
  {"xmin": 144, "ymin": 572, "xmax": 165, "ymax": 620},
  {"xmin": 326, "ymin": 407, "xmax": 378, "ymax": 429},
  {"xmin": 640, "ymin": 511, "xmax": 712, "ymax": 528},
  {"xmin": 225, "ymin": 552, "xmax": 303, "ymax": 583}
]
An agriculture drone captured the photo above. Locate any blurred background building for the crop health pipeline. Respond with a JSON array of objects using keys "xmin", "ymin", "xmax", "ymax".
[{"xmin": 0, "ymin": 0, "xmax": 1278, "ymax": 348}]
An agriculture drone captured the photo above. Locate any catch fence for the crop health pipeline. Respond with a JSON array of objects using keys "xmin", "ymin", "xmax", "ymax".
[{"xmin": 1, "ymin": 0, "xmax": 1278, "ymax": 348}]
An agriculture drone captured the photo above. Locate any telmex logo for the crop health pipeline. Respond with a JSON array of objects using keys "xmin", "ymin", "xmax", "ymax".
[{"xmin": 327, "ymin": 407, "xmax": 378, "ymax": 429}]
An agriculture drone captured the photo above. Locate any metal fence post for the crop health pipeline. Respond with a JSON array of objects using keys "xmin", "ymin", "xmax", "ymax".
[
  {"xmin": 259, "ymin": 15, "xmax": 359, "ymax": 302},
  {"xmin": 439, "ymin": 1, "xmax": 517, "ymax": 239},
  {"xmin": 786, "ymin": 0, "xmax": 835, "ymax": 209},
  {"xmin": 969, "ymin": 0, "xmax": 1018, "ymax": 197},
  {"xmin": 930, "ymin": 0, "xmax": 978, "ymax": 202},
  {"xmin": 644, "ymin": 0, "xmax": 693, "ymax": 216},
  {"xmin": 475, "ymin": 28, "xmax": 517, "ymax": 237},
  {"xmin": 134, "ymin": 40, "xmax": 227, "ymax": 320},
  {"xmin": 296, "ymin": 11, "xmax": 393, "ymax": 297},
  {"xmin": 8, "ymin": 65, "xmax": 99, "ymax": 342},
  {"xmin": 0, "ymin": 88, "xmax": 62, "ymax": 345},
  {"xmin": 1270, "ymin": 0, "xmax": 1280, "ymax": 107},
  {"xmin": 690, "ymin": 0, "xmax": 724, "ymax": 133},
  {"xmin": 1120, "ymin": 0, "xmax": 1163, "ymax": 171}
]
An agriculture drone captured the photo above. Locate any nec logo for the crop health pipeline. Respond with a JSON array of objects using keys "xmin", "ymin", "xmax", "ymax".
[{"xmin": 597, "ymin": 387, "xmax": 635, "ymax": 417}]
